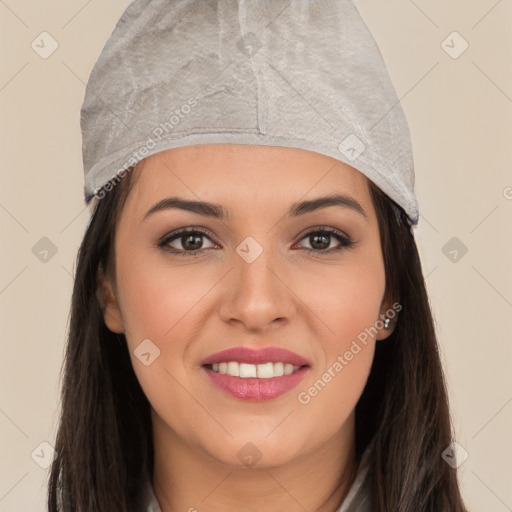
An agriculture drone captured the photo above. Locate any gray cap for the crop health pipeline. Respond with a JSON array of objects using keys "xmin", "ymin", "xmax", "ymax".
[{"xmin": 81, "ymin": 0, "xmax": 419, "ymax": 224}]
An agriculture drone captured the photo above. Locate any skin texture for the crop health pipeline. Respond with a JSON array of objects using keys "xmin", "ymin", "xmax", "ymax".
[{"xmin": 96, "ymin": 144, "xmax": 396, "ymax": 512}]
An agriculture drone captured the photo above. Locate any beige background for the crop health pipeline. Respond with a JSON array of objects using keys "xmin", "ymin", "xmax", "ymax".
[{"xmin": 1, "ymin": 1, "xmax": 511, "ymax": 510}]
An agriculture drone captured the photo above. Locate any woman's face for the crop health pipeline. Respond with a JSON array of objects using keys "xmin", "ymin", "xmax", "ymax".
[{"xmin": 98, "ymin": 144, "xmax": 393, "ymax": 468}]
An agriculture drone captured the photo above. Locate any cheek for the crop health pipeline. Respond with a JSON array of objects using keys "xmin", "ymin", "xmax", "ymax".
[
  {"xmin": 114, "ymin": 249, "xmax": 221, "ymax": 406},
  {"xmin": 292, "ymin": 273, "xmax": 379, "ymax": 447},
  {"xmin": 115, "ymin": 246, "xmax": 215, "ymax": 343},
  {"xmin": 114, "ymin": 252, "xmax": 213, "ymax": 438},
  {"xmin": 291, "ymin": 255, "xmax": 384, "ymax": 424},
  {"xmin": 300, "ymin": 255, "xmax": 385, "ymax": 351}
]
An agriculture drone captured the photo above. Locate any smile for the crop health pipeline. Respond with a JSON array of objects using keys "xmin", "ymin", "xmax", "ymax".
[{"xmin": 201, "ymin": 345, "xmax": 311, "ymax": 400}]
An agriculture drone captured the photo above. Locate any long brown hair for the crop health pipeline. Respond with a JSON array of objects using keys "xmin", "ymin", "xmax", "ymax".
[{"xmin": 47, "ymin": 165, "xmax": 467, "ymax": 511}]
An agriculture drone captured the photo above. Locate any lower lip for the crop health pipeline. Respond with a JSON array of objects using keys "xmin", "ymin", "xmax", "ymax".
[{"xmin": 203, "ymin": 366, "xmax": 310, "ymax": 401}]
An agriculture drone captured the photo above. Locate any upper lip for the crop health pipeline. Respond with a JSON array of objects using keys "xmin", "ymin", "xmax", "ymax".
[{"xmin": 201, "ymin": 346, "xmax": 311, "ymax": 367}]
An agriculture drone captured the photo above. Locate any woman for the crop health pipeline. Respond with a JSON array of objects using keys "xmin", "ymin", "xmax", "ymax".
[{"xmin": 48, "ymin": 1, "xmax": 467, "ymax": 510}]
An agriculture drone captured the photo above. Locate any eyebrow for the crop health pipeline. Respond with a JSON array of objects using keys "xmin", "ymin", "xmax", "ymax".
[{"xmin": 142, "ymin": 193, "xmax": 367, "ymax": 221}]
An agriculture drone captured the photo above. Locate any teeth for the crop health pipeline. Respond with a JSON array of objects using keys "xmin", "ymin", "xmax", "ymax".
[
  {"xmin": 240, "ymin": 363, "xmax": 257, "ymax": 378},
  {"xmin": 284, "ymin": 363, "xmax": 294, "ymax": 375},
  {"xmin": 273, "ymin": 362, "xmax": 284, "ymax": 376},
  {"xmin": 227, "ymin": 361, "xmax": 239, "ymax": 376},
  {"xmin": 211, "ymin": 361, "xmax": 301, "ymax": 378},
  {"xmin": 256, "ymin": 362, "xmax": 274, "ymax": 378}
]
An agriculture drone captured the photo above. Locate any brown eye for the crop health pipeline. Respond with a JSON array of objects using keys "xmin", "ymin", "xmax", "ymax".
[
  {"xmin": 308, "ymin": 233, "xmax": 331, "ymax": 250},
  {"xmin": 159, "ymin": 228, "xmax": 216, "ymax": 256},
  {"xmin": 295, "ymin": 228, "xmax": 354, "ymax": 254},
  {"xmin": 180, "ymin": 233, "xmax": 204, "ymax": 251}
]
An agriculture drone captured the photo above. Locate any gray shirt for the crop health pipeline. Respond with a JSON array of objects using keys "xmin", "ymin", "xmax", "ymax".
[{"xmin": 144, "ymin": 445, "xmax": 373, "ymax": 512}]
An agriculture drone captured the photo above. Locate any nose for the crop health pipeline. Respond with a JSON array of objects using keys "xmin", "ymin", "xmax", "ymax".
[{"xmin": 218, "ymin": 246, "xmax": 296, "ymax": 333}]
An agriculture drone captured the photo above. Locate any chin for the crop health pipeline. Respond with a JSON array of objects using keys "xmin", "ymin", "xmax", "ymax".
[{"xmin": 203, "ymin": 436, "xmax": 301, "ymax": 469}]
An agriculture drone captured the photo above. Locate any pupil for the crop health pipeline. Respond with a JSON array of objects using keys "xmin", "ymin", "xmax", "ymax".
[
  {"xmin": 311, "ymin": 233, "xmax": 329, "ymax": 250},
  {"xmin": 184, "ymin": 234, "xmax": 202, "ymax": 250}
]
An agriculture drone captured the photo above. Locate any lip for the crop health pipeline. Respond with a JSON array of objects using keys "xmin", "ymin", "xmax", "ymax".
[
  {"xmin": 203, "ymin": 366, "xmax": 310, "ymax": 401},
  {"xmin": 200, "ymin": 346, "xmax": 312, "ymax": 401},
  {"xmin": 201, "ymin": 346, "xmax": 312, "ymax": 367}
]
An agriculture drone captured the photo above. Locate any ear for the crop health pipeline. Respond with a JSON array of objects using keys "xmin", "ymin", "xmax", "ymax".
[
  {"xmin": 376, "ymin": 290, "xmax": 400, "ymax": 341},
  {"xmin": 96, "ymin": 264, "xmax": 125, "ymax": 334}
]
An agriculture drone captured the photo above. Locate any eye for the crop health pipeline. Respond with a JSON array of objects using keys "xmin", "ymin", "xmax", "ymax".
[
  {"xmin": 294, "ymin": 228, "xmax": 355, "ymax": 254},
  {"xmin": 158, "ymin": 228, "xmax": 217, "ymax": 256}
]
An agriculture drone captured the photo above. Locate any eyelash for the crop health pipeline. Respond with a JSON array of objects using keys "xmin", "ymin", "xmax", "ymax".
[{"xmin": 158, "ymin": 226, "xmax": 355, "ymax": 257}]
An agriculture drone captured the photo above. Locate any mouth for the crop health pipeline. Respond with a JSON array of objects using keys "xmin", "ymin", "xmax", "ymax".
[{"xmin": 200, "ymin": 346, "xmax": 311, "ymax": 401}]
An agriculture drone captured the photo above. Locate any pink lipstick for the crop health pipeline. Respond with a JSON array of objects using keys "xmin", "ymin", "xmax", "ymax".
[{"xmin": 201, "ymin": 346, "xmax": 311, "ymax": 401}]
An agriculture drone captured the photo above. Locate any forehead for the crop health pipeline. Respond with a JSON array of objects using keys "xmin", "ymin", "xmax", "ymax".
[{"xmin": 125, "ymin": 144, "xmax": 371, "ymax": 216}]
